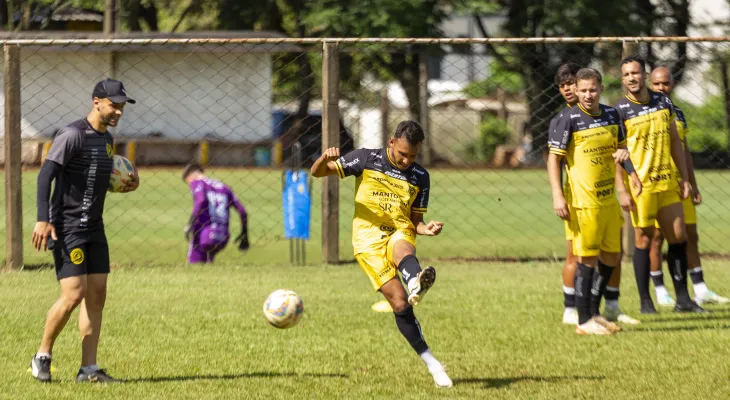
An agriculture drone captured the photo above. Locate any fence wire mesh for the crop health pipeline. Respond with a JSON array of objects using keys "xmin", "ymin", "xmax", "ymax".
[{"xmin": 1, "ymin": 38, "xmax": 729, "ymax": 267}]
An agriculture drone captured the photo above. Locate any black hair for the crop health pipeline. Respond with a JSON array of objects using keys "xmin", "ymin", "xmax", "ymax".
[
  {"xmin": 393, "ymin": 120, "xmax": 425, "ymax": 145},
  {"xmin": 620, "ymin": 55, "xmax": 646, "ymax": 72},
  {"xmin": 554, "ymin": 63, "xmax": 582, "ymax": 86},
  {"xmin": 182, "ymin": 163, "xmax": 203, "ymax": 180}
]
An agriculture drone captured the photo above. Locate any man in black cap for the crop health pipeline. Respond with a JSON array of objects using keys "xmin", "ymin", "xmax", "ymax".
[{"xmin": 30, "ymin": 78, "xmax": 139, "ymax": 383}]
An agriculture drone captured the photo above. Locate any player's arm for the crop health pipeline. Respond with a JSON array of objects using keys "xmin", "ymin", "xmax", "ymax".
[
  {"xmin": 310, "ymin": 147, "xmax": 341, "ymax": 178},
  {"xmin": 669, "ymin": 120, "xmax": 691, "ymax": 199},
  {"xmin": 32, "ymin": 127, "xmax": 82, "ymax": 251},
  {"xmin": 684, "ymin": 137, "xmax": 701, "ymax": 205},
  {"xmin": 231, "ymin": 193, "xmax": 250, "ymax": 250},
  {"xmin": 185, "ymin": 182, "xmax": 206, "ymax": 240},
  {"xmin": 616, "ymin": 161, "xmax": 637, "ymax": 212},
  {"xmin": 410, "ymin": 211, "xmax": 443, "ymax": 236},
  {"xmin": 547, "ymin": 115, "xmax": 571, "ymax": 220}
]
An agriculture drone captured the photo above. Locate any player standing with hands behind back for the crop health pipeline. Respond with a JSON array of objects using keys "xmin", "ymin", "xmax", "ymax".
[
  {"xmin": 30, "ymin": 78, "xmax": 139, "ymax": 383},
  {"xmin": 311, "ymin": 120, "xmax": 452, "ymax": 388}
]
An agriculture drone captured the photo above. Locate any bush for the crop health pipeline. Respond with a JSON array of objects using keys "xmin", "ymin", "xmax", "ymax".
[{"xmin": 464, "ymin": 116, "xmax": 512, "ymax": 162}]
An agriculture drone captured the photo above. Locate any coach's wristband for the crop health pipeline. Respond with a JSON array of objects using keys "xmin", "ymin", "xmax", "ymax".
[{"xmin": 621, "ymin": 159, "xmax": 636, "ymax": 175}]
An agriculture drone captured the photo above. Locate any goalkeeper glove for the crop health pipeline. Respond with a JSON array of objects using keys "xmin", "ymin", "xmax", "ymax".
[{"xmin": 235, "ymin": 221, "xmax": 249, "ymax": 251}]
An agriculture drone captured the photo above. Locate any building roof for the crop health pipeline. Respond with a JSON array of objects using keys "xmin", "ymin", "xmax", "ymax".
[{"xmin": 0, "ymin": 31, "xmax": 303, "ymax": 53}]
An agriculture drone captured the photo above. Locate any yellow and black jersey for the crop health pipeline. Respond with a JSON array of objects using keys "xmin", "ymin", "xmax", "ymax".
[
  {"xmin": 549, "ymin": 104, "xmax": 574, "ymax": 202},
  {"xmin": 334, "ymin": 148, "xmax": 430, "ymax": 254},
  {"xmin": 672, "ymin": 104, "xmax": 689, "ymax": 182},
  {"xmin": 549, "ymin": 104, "xmax": 626, "ymax": 209},
  {"xmin": 615, "ymin": 90, "xmax": 677, "ymax": 193}
]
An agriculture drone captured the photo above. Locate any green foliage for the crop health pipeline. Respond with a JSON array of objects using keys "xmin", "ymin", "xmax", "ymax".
[
  {"xmin": 675, "ymin": 96, "xmax": 730, "ymax": 152},
  {"xmin": 463, "ymin": 63, "xmax": 524, "ymax": 98},
  {"xmin": 465, "ymin": 115, "xmax": 512, "ymax": 162}
]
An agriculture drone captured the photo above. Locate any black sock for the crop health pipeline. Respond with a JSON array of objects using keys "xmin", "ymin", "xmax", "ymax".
[
  {"xmin": 604, "ymin": 286, "xmax": 619, "ymax": 301},
  {"xmin": 393, "ymin": 305, "xmax": 428, "ymax": 354},
  {"xmin": 650, "ymin": 271, "xmax": 666, "ymax": 288},
  {"xmin": 667, "ymin": 242, "xmax": 691, "ymax": 303},
  {"xmin": 689, "ymin": 267, "xmax": 704, "ymax": 285},
  {"xmin": 633, "ymin": 248, "xmax": 652, "ymax": 301},
  {"xmin": 564, "ymin": 288, "xmax": 576, "ymax": 308},
  {"xmin": 575, "ymin": 263, "xmax": 595, "ymax": 325},
  {"xmin": 398, "ymin": 255, "xmax": 422, "ymax": 286},
  {"xmin": 590, "ymin": 261, "xmax": 614, "ymax": 316}
]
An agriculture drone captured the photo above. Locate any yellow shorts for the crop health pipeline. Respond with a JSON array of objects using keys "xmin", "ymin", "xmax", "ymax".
[
  {"xmin": 653, "ymin": 196, "xmax": 696, "ymax": 228},
  {"xmin": 571, "ymin": 203, "xmax": 623, "ymax": 257},
  {"xmin": 354, "ymin": 229, "xmax": 417, "ymax": 290},
  {"xmin": 631, "ymin": 190, "xmax": 681, "ymax": 228},
  {"xmin": 564, "ymin": 203, "xmax": 576, "ymax": 241}
]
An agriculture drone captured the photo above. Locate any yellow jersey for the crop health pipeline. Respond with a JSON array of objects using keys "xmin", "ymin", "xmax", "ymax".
[
  {"xmin": 549, "ymin": 104, "xmax": 626, "ymax": 209},
  {"xmin": 615, "ymin": 91, "xmax": 678, "ymax": 193},
  {"xmin": 334, "ymin": 148, "xmax": 430, "ymax": 254}
]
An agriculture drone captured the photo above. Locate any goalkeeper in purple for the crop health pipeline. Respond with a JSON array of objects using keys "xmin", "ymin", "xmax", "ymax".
[{"xmin": 182, "ymin": 163, "xmax": 249, "ymax": 263}]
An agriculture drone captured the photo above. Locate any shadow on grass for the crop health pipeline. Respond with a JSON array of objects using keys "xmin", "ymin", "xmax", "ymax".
[
  {"xmin": 126, "ymin": 371, "xmax": 348, "ymax": 383},
  {"xmin": 454, "ymin": 375, "xmax": 604, "ymax": 389},
  {"xmin": 624, "ymin": 324, "xmax": 730, "ymax": 333}
]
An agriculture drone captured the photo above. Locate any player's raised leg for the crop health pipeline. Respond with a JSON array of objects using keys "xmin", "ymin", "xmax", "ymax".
[
  {"xmin": 650, "ymin": 228, "xmax": 675, "ymax": 306},
  {"xmin": 391, "ymin": 238, "xmax": 436, "ymax": 306},
  {"xmin": 31, "ymin": 275, "xmax": 86, "ymax": 382}
]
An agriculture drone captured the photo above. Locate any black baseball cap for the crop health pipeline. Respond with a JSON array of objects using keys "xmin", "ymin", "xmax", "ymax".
[{"xmin": 92, "ymin": 78, "xmax": 136, "ymax": 104}]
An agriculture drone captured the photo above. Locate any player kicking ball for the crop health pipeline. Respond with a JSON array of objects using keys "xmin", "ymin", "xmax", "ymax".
[
  {"xmin": 182, "ymin": 163, "xmax": 249, "ymax": 263},
  {"xmin": 548, "ymin": 68, "xmax": 642, "ymax": 335},
  {"xmin": 311, "ymin": 121, "xmax": 452, "ymax": 388}
]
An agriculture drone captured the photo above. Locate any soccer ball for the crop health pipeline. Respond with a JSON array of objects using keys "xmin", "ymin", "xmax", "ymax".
[
  {"xmin": 109, "ymin": 155, "xmax": 136, "ymax": 193},
  {"xmin": 263, "ymin": 289, "xmax": 304, "ymax": 329}
]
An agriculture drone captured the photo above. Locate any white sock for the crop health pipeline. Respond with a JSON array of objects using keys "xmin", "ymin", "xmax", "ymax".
[
  {"xmin": 650, "ymin": 270, "xmax": 663, "ymax": 277},
  {"xmin": 81, "ymin": 364, "xmax": 100, "ymax": 374},
  {"xmin": 36, "ymin": 352, "xmax": 51, "ymax": 359},
  {"xmin": 693, "ymin": 282, "xmax": 709, "ymax": 298},
  {"xmin": 563, "ymin": 286, "xmax": 575, "ymax": 295},
  {"xmin": 419, "ymin": 349, "xmax": 443, "ymax": 373},
  {"xmin": 655, "ymin": 285, "xmax": 670, "ymax": 299}
]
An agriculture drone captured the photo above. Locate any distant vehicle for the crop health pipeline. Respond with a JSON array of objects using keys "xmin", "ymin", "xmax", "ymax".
[{"xmin": 273, "ymin": 110, "xmax": 356, "ymax": 167}]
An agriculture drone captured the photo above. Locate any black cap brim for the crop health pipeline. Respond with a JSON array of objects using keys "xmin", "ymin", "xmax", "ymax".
[{"xmin": 108, "ymin": 95, "xmax": 136, "ymax": 104}]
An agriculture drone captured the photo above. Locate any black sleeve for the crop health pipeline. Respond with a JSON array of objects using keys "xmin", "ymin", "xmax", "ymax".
[
  {"xmin": 333, "ymin": 148, "xmax": 369, "ymax": 179},
  {"xmin": 45, "ymin": 126, "xmax": 84, "ymax": 167},
  {"xmin": 548, "ymin": 113, "xmax": 572, "ymax": 155},
  {"xmin": 37, "ymin": 160, "xmax": 61, "ymax": 222},
  {"xmin": 412, "ymin": 172, "xmax": 430, "ymax": 213}
]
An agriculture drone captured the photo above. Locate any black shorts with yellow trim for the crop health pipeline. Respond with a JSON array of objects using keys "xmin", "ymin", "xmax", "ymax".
[
  {"xmin": 355, "ymin": 229, "xmax": 417, "ymax": 290},
  {"xmin": 50, "ymin": 230, "xmax": 110, "ymax": 280}
]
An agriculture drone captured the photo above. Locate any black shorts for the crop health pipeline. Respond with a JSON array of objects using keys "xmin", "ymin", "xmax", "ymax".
[{"xmin": 50, "ymin": 230, "xmax": 110, "ymax": 280}]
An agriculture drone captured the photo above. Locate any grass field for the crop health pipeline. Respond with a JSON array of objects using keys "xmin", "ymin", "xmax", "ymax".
[
  {"xmin": 2, "ymin": 168, "xmax": 730, "ymax": 267},
  {"xmin": 1, "ymin": 260, "xmax": 729, "ymax": 399}
]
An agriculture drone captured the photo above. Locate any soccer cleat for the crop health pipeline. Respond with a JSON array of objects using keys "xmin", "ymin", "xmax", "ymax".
[
  {"xmin": 76, "ymin": 369, "xmax": 120, "ymax": 383},
  {"xmin": 674, "ymin": 301, "xmax": 708, "ymax": 313},
  {"xmin": 576, "ymin": 317, "xmax": 614, "ymax": 335},
  {"xmin": 640, "ymin": 298, "xmax": 658, "ymax": 314},
  {"xmin": 656, "ymin": 292, "xmax": 676, "ymax": 307},
  {"xmin": 592, "ymin": 315, "xmax": 622, "ymax": 333},
  {"xmin": 562, "ymin": 308, "xmax": 578, "ymax": 325},
  {"xmin": 30, "ymin": 355, "xmax": 51, "ymax": 383},
  {"xmin": 695, "ymin": 290, "xmax": 730, "ymax": 305},
  {"xmin": 407, "ymin": 266, "xmax": 436, "ymax": 306},
  {"xmin": 604, "ymin": 307, "xmax": 641, "ymax": 325},
  {"xmin": 430, "ymin": 369, "xmax": 453, "ymax": 388}
]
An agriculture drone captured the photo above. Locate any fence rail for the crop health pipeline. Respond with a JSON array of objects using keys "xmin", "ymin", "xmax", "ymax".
[{"xmin": 2, "ymin": 36, "xmax": 730, "ymax": 268}]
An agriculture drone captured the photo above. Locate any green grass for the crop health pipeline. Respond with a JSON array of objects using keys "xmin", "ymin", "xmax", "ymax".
[
  {"xmin": 2, "ymin": 168, "xmax": 730, "ymax": 267},
  {"xmin": 1, "ymin": 261, "xmax": 729, "ymax": 399}
]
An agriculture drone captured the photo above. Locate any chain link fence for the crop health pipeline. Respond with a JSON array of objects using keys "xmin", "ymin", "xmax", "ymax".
[{"xmin": 2, "ymin": 37, "xmax": 730, "ymax": 267}]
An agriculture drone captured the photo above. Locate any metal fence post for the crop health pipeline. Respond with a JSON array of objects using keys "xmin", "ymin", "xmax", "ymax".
[
  {"xmin": 4, "ymin": 44, "xmax": 23, "ymax": 270},
  {"xmin": 321, "ymin": 41, "xmax": 341, "ymax": 264}
]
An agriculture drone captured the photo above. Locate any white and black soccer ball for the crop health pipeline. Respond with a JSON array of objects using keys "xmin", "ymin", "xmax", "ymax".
[{"xmin": 263, "ymin": 289, "xmax": 304, "ymax": 329}]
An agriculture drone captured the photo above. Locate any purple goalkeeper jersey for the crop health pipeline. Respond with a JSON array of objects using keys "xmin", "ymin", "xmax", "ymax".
[{"xmin": 189, "ymin": 178, "xmax": 247, "ymax": 234}]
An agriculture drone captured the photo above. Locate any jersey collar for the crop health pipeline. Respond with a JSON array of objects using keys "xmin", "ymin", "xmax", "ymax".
[{"xmin": 577, "ymin": 103, "xmax": 602, "ymax": 117}]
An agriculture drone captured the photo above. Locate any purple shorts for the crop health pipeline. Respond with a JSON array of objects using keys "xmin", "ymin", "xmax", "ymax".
[{"xmin": 187, "ymin": 226, "xmax": 229, "ymax": 263}]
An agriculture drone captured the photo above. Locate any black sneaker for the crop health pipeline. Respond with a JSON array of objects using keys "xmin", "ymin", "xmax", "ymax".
[
  {"xmin": 76, "ymin": 369, "xmax": 120, "ymax": 383},
  {"xmin": 674, "ymin": 301, "xmax": 708, "ymax": 313},
  {"xmin": 640, "ymin": 298, "xmax": 657, "ymax": 314},
  {"xmin": 30, "ymin": 354, "xmax": 52, "ymax": 383}
]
